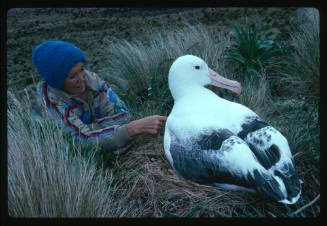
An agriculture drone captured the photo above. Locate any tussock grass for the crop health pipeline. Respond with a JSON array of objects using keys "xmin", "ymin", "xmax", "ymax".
[
  {"xmin": 100, "ymin": 24, "xmax": 231, "ymax": 118},
  {"xmin": 289, "ymin": 8, "xmax": 319, "ymax": 99},
  {"xmin": 237, "ymin": 74, "xmax": 272, "ymax": 119},
  {"xmin": 264, "ymin": 98, "xmax": 320, "ymax": 161},
  {"xmin": 269, "ymin": 8, "xmax": 320, "ymax": 160},
  {"xmin": 276, "ymin": 8, "xmax": 319, "ymax": 102},
  {"xmin": 7, "ymin": 92, "xmax": 130, "ymax": 217}
]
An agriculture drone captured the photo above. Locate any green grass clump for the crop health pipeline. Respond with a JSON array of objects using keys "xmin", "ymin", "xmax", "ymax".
[
  {"xmin": 266, "ymin": 98, "xmax": 320, "ymax": 161},
  {"xmin": 272, "ymin": 8, "xmax": 320, "ymax": 160},
  {"xmin": 7, "ymin": 92, "xmax": 130, "ymax": 217},
  {"xmin": 100, "ymin": 24, "xmax": 231, "ymax": 118},
  {"xmin": 289, "ymin": 8, "xmax": 320, "ymax": 103}
]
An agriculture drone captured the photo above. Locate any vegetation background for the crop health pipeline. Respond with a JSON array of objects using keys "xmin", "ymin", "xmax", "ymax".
[{"xmin": 7, "ymin": 8, "xmax": 320, "ymax": 217}]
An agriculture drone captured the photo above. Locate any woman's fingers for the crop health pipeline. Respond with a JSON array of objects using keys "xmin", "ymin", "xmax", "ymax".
[
  {"xmin": 156, "ymin": 115, "xmax": 167, "ymax": 122},
  {"xmin": 153, "ymin": 115, "xmax": 167, "ymax": 126},
  {"xmin": 127, "ymin": 115, "xmax": 168, "ymax": 136},
  {"xmin": 143, "ymin": 115, "xmax": 167, "ymax": 134},
  {"xmin": 153, "ymin": 116, "xmax": 167, "ymax": 128}
]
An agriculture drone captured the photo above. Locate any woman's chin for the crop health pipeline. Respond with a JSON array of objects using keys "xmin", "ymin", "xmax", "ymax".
[
  {"xmin": 78, "ymin": 84, "xmax": 86, "ymax": 92},
  {"xmin": 72, "ymin": 86, "xmax": 86, "ymax": 95},
  {"xmin": 80, "ymin": 86, "xmax": 86, "ymax": 93}
]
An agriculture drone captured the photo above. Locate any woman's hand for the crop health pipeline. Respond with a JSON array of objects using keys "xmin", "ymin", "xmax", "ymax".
[{"xmin": 126, "ymin": 115, "xmax": 167, "ymax": 137}]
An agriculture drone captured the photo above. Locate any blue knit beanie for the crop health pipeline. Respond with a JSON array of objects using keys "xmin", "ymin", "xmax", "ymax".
[{"xmin": 32, "ymin": 40, "xmax": 86, "ymax": 89}]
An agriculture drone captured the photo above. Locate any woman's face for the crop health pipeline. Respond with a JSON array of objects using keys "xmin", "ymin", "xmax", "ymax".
[{"xmin": 63, "ymin": 62, "xmax": 86, "ymax": 95}]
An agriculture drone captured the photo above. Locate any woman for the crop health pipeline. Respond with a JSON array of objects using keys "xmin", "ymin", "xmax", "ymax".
[{"xmin": 32, "ymin": 40, "xmax": 167, "ymax": 155}]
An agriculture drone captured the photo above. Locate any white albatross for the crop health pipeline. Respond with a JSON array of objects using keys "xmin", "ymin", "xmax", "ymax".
[{"xmin": 164, "ymin": 55, "xmax": 302, "ymax": 204}]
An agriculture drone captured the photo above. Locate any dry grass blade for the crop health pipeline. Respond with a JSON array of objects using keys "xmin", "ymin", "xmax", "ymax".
[{"xmin": 291, "ymin": 194, "xmax": 320, "ymax": 216}]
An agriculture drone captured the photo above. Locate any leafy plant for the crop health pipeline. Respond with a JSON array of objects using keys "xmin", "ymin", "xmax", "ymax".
[{"xmin": 225, "ymin": 23, "xmax": 284, "ymax": 80}]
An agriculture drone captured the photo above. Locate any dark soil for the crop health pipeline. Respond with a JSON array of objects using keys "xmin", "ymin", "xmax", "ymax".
[{"xmin": 7, "ymin": 8, "xmax": 297, "ymax": 94}]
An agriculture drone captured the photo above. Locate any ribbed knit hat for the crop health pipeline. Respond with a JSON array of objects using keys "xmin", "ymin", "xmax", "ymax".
[{"xmin": 32, "ymin": 40, "xmax": 86, "ymax": 89}]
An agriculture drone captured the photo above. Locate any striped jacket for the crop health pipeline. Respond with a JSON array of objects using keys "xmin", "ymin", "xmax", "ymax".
[{"xmin": 39, "ymin": 69, "xmax": 132, "ymax": 151}]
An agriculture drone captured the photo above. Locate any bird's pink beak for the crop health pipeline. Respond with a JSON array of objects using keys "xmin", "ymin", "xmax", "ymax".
[{"xmin": 208, "ymin": 68, "xmax": 242, "ymax": 94}]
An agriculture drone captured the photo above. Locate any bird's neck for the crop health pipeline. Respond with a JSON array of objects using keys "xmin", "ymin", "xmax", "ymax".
[{"xmin": 170, "ymin": 85, "xmax": 220, "ymax": 102}]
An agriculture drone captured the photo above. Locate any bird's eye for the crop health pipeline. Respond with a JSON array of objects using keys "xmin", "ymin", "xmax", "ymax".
[{"xmin": 195, "ymin": 66, "xmax": 200, "ymax": 70}]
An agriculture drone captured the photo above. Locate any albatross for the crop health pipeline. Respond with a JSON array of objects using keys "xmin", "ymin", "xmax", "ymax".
[{"xmin": 163, "ymin": 55, "xmax": 302, "ymax": 204}]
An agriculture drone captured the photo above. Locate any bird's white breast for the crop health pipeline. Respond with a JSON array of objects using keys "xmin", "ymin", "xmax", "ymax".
[{"xmin": 167, "ymin": 89, "xmax": 257, "ymax": 137}]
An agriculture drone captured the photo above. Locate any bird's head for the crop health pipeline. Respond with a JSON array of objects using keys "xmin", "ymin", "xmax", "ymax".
[{"xmin": 168, "ymin": 55, "xmax": 241, "ymax": 96}]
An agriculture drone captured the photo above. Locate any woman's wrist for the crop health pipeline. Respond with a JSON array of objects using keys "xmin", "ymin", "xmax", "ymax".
[{"xmin": 126, "ymin": 121, "xmax": 141, "ymax": 137}]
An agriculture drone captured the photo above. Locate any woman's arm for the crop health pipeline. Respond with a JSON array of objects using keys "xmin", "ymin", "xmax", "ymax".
[{"xmin": 44, "ymin": 99, "xmax": 132, "ymax": 151}]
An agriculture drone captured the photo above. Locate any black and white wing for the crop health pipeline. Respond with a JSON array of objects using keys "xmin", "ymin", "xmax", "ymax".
[{"xmin": 164, "ymin": 126, "xmax": 295, "ymax": 203}]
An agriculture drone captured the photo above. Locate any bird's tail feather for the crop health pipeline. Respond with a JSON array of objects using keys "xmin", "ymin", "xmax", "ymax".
[
  {"xmin": 274, "ymin": 164, "xmax": 302, "ymax": 204},
  {"xmin": 255, "ymin": 176, "xmax": 287, "ymax": 202},
  {"xmin": 253, "ymin": 169, "xmax": 301, "ymax": 204}
]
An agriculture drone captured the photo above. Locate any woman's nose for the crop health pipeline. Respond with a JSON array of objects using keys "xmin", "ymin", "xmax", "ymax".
[{"xmin": 77, "ymin": 72, "xmax": 86, "ymax": 81}]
